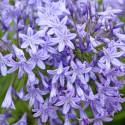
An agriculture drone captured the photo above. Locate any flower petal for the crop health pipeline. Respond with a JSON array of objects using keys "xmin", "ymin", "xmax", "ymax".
[
  {"xmin": 63, "ymin": 102, "xmax": 70, "ymax": 114},
  {"xmin": 1, "ymin": 64, "xmax": 7, "ymax": 76},
  {"xmin": 58, "ymin": 42, "xmax": 65, "ymax": 52}
]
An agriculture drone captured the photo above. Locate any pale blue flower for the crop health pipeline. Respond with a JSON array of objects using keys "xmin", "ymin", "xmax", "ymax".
[
  {"xmin": 36, "ymin": 0, "xmax": 68, "ymax": 27},
  {"xmin": 64, "ymin": 115, "xmax": 71, "ymax": 125},
  {"xmin": 0, "ymin": 113, "xmax": 9, "ymax": 125},
  {"xmin": 23, "ymin": 86, "xmax": 48, "ymax": 107},
  {"xmin": 0, "ymin": 0, "xmax": 125, "ymax": 124},
  {"xmin": 39, "ymin": 72, "xmax": 49, "ymax": 88},
  {"xmin": 47, "ymin": 16, "xmax": 68, "ymax": 35},
  {"xmin": 0, "ymin": 53, "xmax": 7, "ymax": 76},
  {"xmin": 12, "ymin": 44, "xmax": 25, "ymax": 60},
  {"xmin": 90, "ymin": 36, "xmax": 102, "ymax": 51},
  {"xmin": 50, "ymin": 84, "xmax": 58, "ymax": 98},
  {"xmin": 76, "ymin": 85, "xmax": 86, "ymax": 101},
  {"xmin": 7, "ymin": 56, "xmax": 35, "ymax": 80},
  {"xmin": 92, "ymin": 113, "xmax": 113, "ymax": 125},
  {"xmin": 1, "ymin": 85, "xmax": 15, "ymax": 109},
  {"xmin": 98, "ymin": 8, "xmax": 122, "ymax": 16},
  {"xmin": 36, "ymin": 8, "xmax": 56, "ymax": 27},
  {"xmin": 99, "ymin": 47, "xmax": 124, "ymax": 69},
  {"xmin": 40, "ymin": 36, "xmax": 58, "ymax": 54},
  {"xmin": 0, "ymin": 2, "xmax": 14, "ymax": 28},
  {"xmin": 0, "ymin": 33, "xmax": 12, "ymax": 51},
  {"xmin": 115, "ymin": 32, "xmax": 125, "ymax": 41},
  {"xmin": 19, "ymin": 27, "xmax": 46, "ymax": 53},
  {"xmin": 7, "ymin": 46, "xmax": 35, "ymax": 81},
  {"xmin": 52, "ymin": 0, "xmax": 70, "ymax": 15},
  {"xmin": 55, "ymin": 91, "xmax": 80, "ymax": 114},
  {"xmin": 17, "ymin": 88, "xmax": 24, "ymax": 99},
  {"xmin": 103, "ymin": 0, "xmax": 125, "ymax": 13},
  {"xmin": 33, "ymin": 101, "xmax": 58, "ymax": 123},
  {"xmin": 36, "ymin": 0, "xmax": 69, "ymax": 27},
  {"xmin": 79, "ymin": 109, "xmax": 89, "ymax": 125},
  {"xmin": 66, "ymin": 60, "xmax": 92, "ymax": 84},
  {"xmin": 28, "ymin": 49, "xmax": 49, "ymax": 70},
  {"xmin": 53, "ymin": 27, "xmax": 76, "ymax": 52},
  {"xmin": 47, "ymin": 62, "xmax": 69, "ymax": 86}
]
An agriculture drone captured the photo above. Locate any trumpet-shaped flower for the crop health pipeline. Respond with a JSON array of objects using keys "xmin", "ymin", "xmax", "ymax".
[
  {"xmin": 55, "ymin": 91, "xmax": 80, "ymax": 114},
  {"xmin": 66, "ymin": 60, "xmax": 92, "ymax": 84},
  {"xmin": 28, "ymin": 49, "xmax": 49, "ymax": 70},
  {"xmin": 47, "ymin": 62, "xmax": 69, "ymax": 86},
  {"xmin": 53, "ymin": 27, "xmax": 76, "ymax": 52},
  {"xmin": 33, "ymin": 101, "xmax": 58, "ymax": 123},
  {"xmin": 19, "ymin": 27, "xmax": 46, "ymax": 53},
  {"xmin": 99, "ymin": 47, "xmax": 124, "ymax": 69},
  {"xmin": 1, "ymin": 85, "xmax": 15, "ymax": 109},
  {"xmin": 23, "ymin": 86, "xmax": 48, "ymax": 107},
  {"xmin": 0, "ymin": 53, "xmax": 7, "ymax": 76}
]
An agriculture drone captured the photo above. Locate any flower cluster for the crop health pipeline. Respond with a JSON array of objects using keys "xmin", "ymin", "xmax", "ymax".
[{"xmin": 0, "ymin": 0, "xmax": 125, "ymax": 125}]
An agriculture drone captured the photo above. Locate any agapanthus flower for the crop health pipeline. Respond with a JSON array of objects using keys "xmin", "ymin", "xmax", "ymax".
[
  {"xmin": 0, "ymin": 53, "xmax": 7, "ymax": 76},
  {"xmin": 7, "ymin": 54, "xmax": 35, "ymax": 80},
  {"xmin": 1, "ymin": 85, "xmax": 15, "ymax": 109},
  {"xmin": 36, "ymin": 0, "xmax": 69, "ymax": 27},
  {"xmin": 66, "ymin": 59, "xmax": 92, "ymax": 84},
  {"xmin": 0, "ymin": 3, "xmax": 15, "ymax": 28},
  {"xmin": 99, "ymin": 46, "xmax": 124, "ymax": 69},
  {"xmin": 0, "ymin": 33, "xmax": 12, "ymax": 51},
  {"xmin": 23, "ymin": 86, "xmax": 48, "ymax": 107},
  {"xmin": 47, "ymin": 16, "xmax": 68, "ymax": 35},
  {"xmin": 103, "ymin": 0, "xmax": 125, "ymax": 13},
  {"xmin": 47, "ymin": 62, "xmax": 69, "ymax": 86},
  {"xmin": 39, "ymin": 72, "xmax": 49, "ymax": 88},
  {"xmin": 7, "ymin": 45, "xmax": 35, "ymax": 81},
  {"xmin": 39, "ymin": 36, "xmax": 58, "ymax": 54},
  {"xmin": 19, "ymin": 27, "xmax": 46, "ymax": 53},
  {"xmin": 0, "ymin": 0, "xmax": 125, "ymax": 125},
  {"xmin": 17, "ymin": 88, "xmax": 24, "ymax": 99},
  {"xmin": 0, "ymin": 112, "xmax": 10, "ymax": 125},
  {"xmin": 33, "ymin": 100, "xmax": 58, "ymax": 123},
  {"xmin": 55, "ymin": 90, "xmax": 80, "ymax": 114},
  {"xmin": 53, "ymin": 27, "xmax": 76, "ymax": 52},
  {"xmin": 64, "ymin": 115, "xmax": 71, "ymax": 125},
  {"xmin": 28, "ymin": 49, "xmax": 49, "ymax": 70}
]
